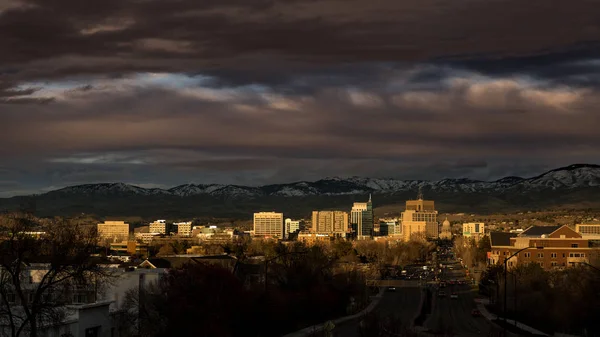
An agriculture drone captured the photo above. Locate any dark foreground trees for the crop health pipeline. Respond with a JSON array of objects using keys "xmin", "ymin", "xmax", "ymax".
[
  {"xmin": 482, "ymin": 262, "xmax": 600, "ymax": 336},
  {"xmin": 0, "ymin": 213, "xmax": 108, "ymax": 337},
  {"xmin": 125, "ymin": 242, "xmax": 369, "ymax": 337}
]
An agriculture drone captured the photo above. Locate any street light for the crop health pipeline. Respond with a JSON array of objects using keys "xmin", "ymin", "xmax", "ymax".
[
  {"xmin": 503, "ymin": 246, "xmax": 541, "ymax": 334},
  {"xmin": 505, "ymin": 269, "xmax": 518, "ymax": 328}
]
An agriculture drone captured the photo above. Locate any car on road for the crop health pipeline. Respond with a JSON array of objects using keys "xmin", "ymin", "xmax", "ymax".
[
  {"xmin": 471, "ymin": 309, "xmax": 481, "ymax": 317},
  {"xmin": 450, "ymin": 292, "xmax": 458, "ymax": 299},
  {"xmin": 387, "ymin": 287, "xmax": 396, "ymax": 292},
  {"xmin": 438, "ymin": 291, "xmax": 446, "ymax": 297}
]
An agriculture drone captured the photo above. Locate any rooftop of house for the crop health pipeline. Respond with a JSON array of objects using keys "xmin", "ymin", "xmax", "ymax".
[
  {"xmin": 490, "ymin": 232, "xmax": 518, "ymax": 247},
  {"xmin": 518, "ymin": 225, "xmax": 562, "ymax": 237}
]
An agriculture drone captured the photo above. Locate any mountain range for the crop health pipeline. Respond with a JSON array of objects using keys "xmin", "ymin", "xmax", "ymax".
[{"xmin": 2, "ymin": 164, "xmax": 600, "ymax": 218}]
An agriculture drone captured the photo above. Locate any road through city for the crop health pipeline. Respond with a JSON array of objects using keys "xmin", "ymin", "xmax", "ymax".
[
  {"xmin": 423, "ymin": 263, "xmax": 503, "ymax": 337},
  {"xmin": 332, "ymin": 283, "xmax": 423, "ymax": 337}
]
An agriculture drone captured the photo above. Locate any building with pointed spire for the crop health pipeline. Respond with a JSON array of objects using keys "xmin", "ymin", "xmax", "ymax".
[
  {"xmin": 401, "ymin": 191, "xmax": 439, "ymax": 241},
  {"xmin": 351, "ymin": 194, "xmax": 374, "ymax": 240}
]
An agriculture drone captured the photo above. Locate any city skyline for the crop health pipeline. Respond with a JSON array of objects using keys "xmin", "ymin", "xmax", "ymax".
[{"xmin": 2, "ymin": 0, "xmax": 600, "ymax": 197}]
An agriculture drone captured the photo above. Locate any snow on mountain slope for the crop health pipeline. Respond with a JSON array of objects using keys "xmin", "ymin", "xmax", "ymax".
[
  {"xmin": 51, "ymin": 183, "xmax": 169, "ymax": 196},
  {"xmin": 521, "ymin": 164, "xmax": 600, "ymax": 189},
  {"xmin": 37, "ymin": 164, "xmax": 600, "ymax": 199}
]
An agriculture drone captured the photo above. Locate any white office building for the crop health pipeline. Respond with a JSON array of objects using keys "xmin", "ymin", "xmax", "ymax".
[
  {"xmin": 463, "ymin": 222, "xmax": 485, "ymax": 240},
  {"xmin": 285, "ymin": 218, "xmax": 301, "ymax": 238}
]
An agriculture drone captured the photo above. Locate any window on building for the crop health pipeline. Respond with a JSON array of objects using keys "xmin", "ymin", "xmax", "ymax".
[
  {"xmin": 551, "ymin": 253, "xmax": 557, "ymax": 258},
  {"xmin": 537, "ymin": 253, "xmax": 544, "ymax": 258},
  {"xmin": 73, "ymin": 293, "xmax": 87, "ymax": 304},
  {"xmin": 581, "ymin": 253, "xmax": 586, "ymax": 257},
  {"xmin": 538, "ymin": 262, "xmax": 544, "ymax": 267},
  {"xmin": 551, "ymin": 262, "xmax": 558, "ymax": 267},
  {"xmin": 562, "ymin": 253, "xmax": 566, "ymax": 258},
  {"xmin": 524, "ymin": 252, "xmax": 531, "ymax": 258},
  {"xmin": 571, "ymin": 243, "xmax": 578, "ymax": 248}
]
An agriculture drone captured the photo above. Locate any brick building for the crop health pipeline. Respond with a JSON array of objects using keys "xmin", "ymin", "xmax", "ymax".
[{"xmin": 488, "ymin": 225, "xmax": 598, "ymax": 270}]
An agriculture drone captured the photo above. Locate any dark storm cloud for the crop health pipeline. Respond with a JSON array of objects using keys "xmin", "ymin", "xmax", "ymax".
[
  {"xmin": 1, "ymin": 0, "xmax": 600, "ymax": 194},
  {"xmin": 1, "ymin": 0, "xmax": 599, "ymax": 91},
  {"xmin": 439, "ymin": 43, "xmax": 600, "ymax": 88}
]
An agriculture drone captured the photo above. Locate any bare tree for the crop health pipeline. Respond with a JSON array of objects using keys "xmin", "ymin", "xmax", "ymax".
[{"xmin": 0, "ymin": 213, "xmax": 109, "ymax": 337}]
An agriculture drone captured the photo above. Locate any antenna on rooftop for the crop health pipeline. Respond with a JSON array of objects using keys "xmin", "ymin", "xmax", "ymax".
[{"xmin": 417, "ymin": 186, "xmax": 423, "ymax": 200}]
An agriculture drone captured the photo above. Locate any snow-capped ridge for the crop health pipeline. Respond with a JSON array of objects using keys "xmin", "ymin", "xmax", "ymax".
[{"xmin": 39, "ymin": 164, "xmax": 600, "ymax": 199}]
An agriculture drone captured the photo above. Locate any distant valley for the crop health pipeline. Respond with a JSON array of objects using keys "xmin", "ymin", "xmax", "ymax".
[{"xmin": 2, "ymin": 164, "xmax": 600, "ymax": 219}]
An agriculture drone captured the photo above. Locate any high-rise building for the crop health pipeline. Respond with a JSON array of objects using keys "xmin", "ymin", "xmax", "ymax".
[
  {"xmin": 97, "ymin": 221, "xmax": 130, "ymax": 243},
  {"xmin": 311, "ymin": 211, "xmax": 349, "ymax": 237},
  {"xmin": 285, "ymin": 218, "xmax": 301, "ymax": 238},
  {"xmin": 253, "ymin": 212, "xmax": 284, "ymax": 239},
  {"xmin": 149, "ymin": 220, "xmax": 167, "ymax": 234},
  {"xmin": 351, "ymin": 195, "xmax": 374, "ymax": 240},
  {"xmin": 174, "ymin": 221, "xmax": 192, "ymax": 237},
  {"xmin": 401, "ymin": 192, "xmax": 438, "ymax": 241}
]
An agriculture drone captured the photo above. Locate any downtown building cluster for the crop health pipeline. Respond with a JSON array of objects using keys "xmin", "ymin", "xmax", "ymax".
[{"xmin": 252, "ymin": 193, "xmax": 455, "ymax": 243}]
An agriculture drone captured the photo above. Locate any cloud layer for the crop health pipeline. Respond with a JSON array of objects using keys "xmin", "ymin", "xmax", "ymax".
[{"xmin": 1, "ymin": 0, "xmax": 600, "ymax": 196}]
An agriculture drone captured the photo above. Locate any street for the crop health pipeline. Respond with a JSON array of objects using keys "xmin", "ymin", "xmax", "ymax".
[
  {"xmin": 331, "ymin": 284, "xmax": 423, "ymax": 336},
  {"xmin": 423, "ymin": 263, "xmax": 503, "ymax": 337}
]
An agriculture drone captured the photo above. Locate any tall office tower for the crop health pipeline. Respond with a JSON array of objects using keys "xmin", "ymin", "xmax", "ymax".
[
  {"xmin": 311, "ymin": 211, "xmax": 349, "ymax": 237},
  {"xmin": 253, "ymin": 212, "xmax": 284, "ymax": 239},
  {"xmin": 285, "ymin": 218, "xmax": 301, "ymax": 238},
  {"xmin": 149, "ymin": 220, "xmax": 167, "ymax": 234},
  {"xmin": 97, "ymin": 221, "xmax": 130, "ymax": 243},
  {"xmin": 401, "ymin": 190, "xmax": 438, "ymax": 241},
  {"xmin": 351, "ymin": 195, "xmax": 374, "ymax": 240}
]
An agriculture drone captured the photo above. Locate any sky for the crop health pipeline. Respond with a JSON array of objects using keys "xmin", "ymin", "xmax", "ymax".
[{"xmin": 1, "ymin": 0, "xmax": 600, "ymax": 196}]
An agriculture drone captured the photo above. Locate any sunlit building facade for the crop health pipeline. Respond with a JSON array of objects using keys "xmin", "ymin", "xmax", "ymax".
[
  {"xmin": 351, "ymin": 195, "xmax": 374, "ymax": 240},
  {"xmin": 311, "ymin": 211, "xmax": 348, "ymax": 237},
  {"xmin": 253, "ymin": 212, "xmax": 284, "ymax": 239},
  {"xmin": 97, "ymin": 221, "xmax": 130, "ymax": 243},
  {"xmin": 401, "ymin": 195, "xmax": 438, "ymax": 241}
]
